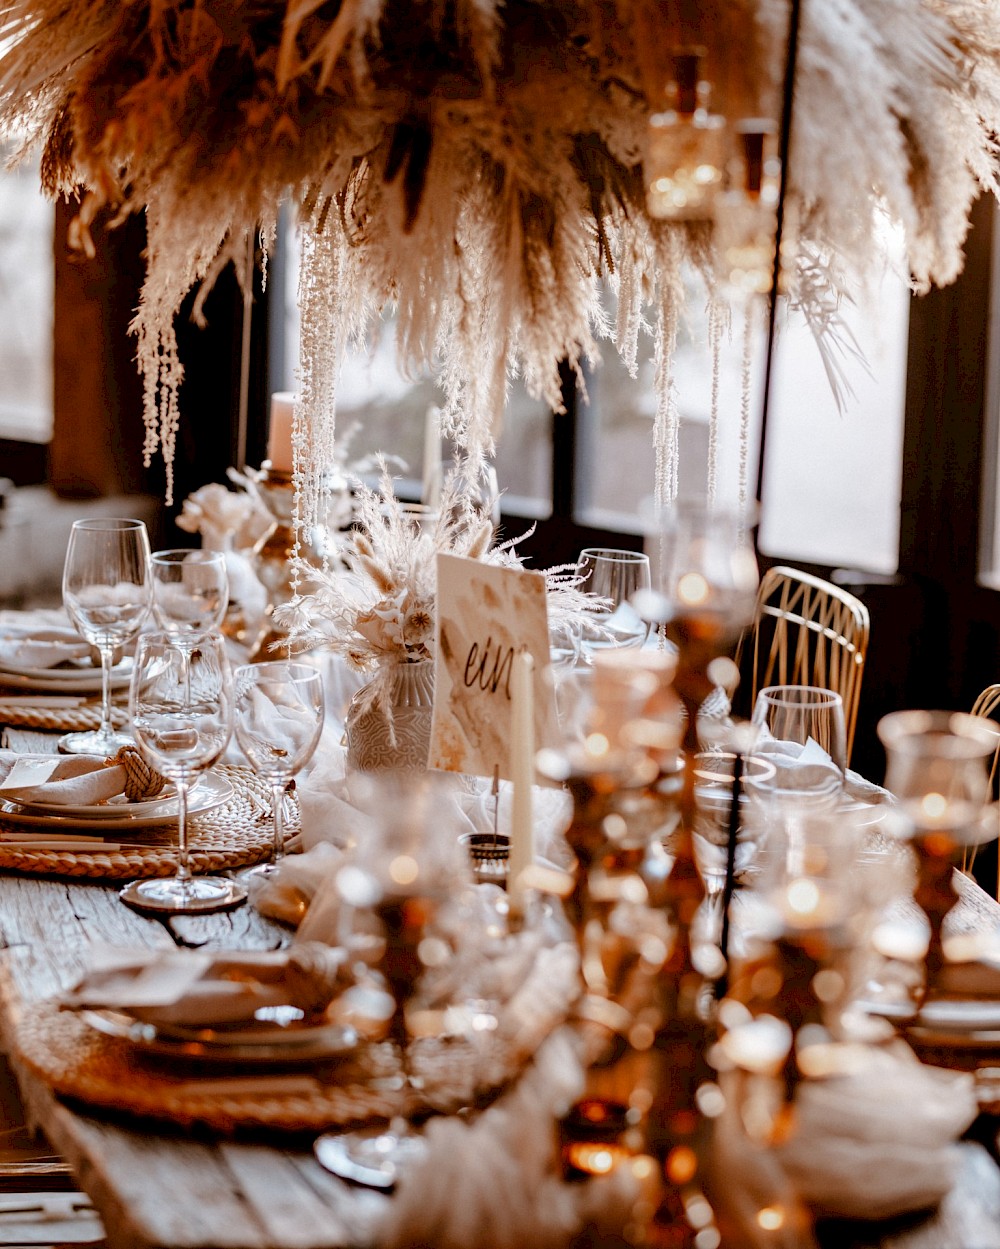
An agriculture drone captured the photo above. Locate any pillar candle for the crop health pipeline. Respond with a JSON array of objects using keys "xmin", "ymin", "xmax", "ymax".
[
  {"xmin": 267, "ymin": 392, "xmax": 297, "ymax": 474},
  {"xmin": 508, "ymin": 650, "xmax": 535, "ymax": 916}
]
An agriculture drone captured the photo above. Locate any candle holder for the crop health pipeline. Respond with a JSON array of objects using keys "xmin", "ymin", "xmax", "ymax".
[
  {"xmin": 646, "ymin": 48, "xmax": 728, "ymax": 222},
  {"xmin": 460, "ymin": 832, "xmax": 510, "ymax": 888},
  {"xmin": 639, "ymin": 500, "xmax": 759, "ymax": 1002},
  {"xmin": 713, "ymin": 118, "xmax": 783, "ymax": 300},
  {"xmin": 877, "ymin": 710, "xmax": 998, "ymax": 999},
  {"xmin": 608, "ymin": 502, "xmax": 757, "ymax": 1249},
  {"xmin": 243, "ymin": 464, "xmax": 333, "ymax": 662}
]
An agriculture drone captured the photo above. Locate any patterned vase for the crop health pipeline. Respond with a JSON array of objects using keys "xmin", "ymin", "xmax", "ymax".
[{"xmin": 345, "ymin": 658, "xmax": 435, "ymax": 771}]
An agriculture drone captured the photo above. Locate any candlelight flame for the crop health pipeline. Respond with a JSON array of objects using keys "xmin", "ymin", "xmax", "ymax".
[
  {"xmin": 757, "ymin": 1207, "xmax": 785, "ymax": 1231},
  {"xmin": 389, "ymin": 854, "xmax": 419, "ymax": 886},
  {"xmin": 921, "ymin": 792, "xmax": 948, "ymax": 820},
  {"xmin": 786, "ymin": 878, "xmax": 821, "ymax": 917},
  {"xmin": 678, "ymin": 572, "xmax": 710, "ymax": 607}
]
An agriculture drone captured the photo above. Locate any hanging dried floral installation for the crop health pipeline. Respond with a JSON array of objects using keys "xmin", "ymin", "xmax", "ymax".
[{"xmin": 2, "ymin": 0, "xmax": 1000, "ymax": 511}]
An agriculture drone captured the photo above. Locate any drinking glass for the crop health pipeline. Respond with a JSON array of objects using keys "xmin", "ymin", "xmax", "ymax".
[
  {"xmin": 123, "ymin": 632, "xmax": 245, "ymax": 914},
  {"xmin": 233, "ymin": 662, "xmax": 325, "ymax": 875},
  {"xmin": 151, "ymin": 548, "xmax": 229, "ymax": 648},
  {"xmin": 314, "ymin": 774, "xmax": 469, "ymax": 1189},
  {"xmin": 576, "ymin": 548, "xmax": 651, "ymax": 660},
  {"xmin": 750, "ymin": 685, "xmax": 847, "ymax": 805},
  {"xmin": 60, "ymin": 517, "xmax": 152, "ymax": 755}
]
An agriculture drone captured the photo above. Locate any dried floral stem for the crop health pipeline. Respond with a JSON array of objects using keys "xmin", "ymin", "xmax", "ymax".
[{"xmin": 1, "ymin": 0, "xmax": 999, "ymax": 505}]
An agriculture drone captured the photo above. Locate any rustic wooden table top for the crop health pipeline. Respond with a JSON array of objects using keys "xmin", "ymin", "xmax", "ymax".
[{"xmin": 0, "ymin": 838, "xmax": 999, "ymax": 1247}]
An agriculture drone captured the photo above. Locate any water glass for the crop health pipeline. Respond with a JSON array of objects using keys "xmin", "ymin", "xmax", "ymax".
[
  {"xmin": 151, "ymin": 549, "xmax": 229, "ymax": 645},
  {"xmin": 234, "ymin": 661, "xmax": 325, "ymax": 873},
  {"xmin": 123, "ymin": 631, "xmax": 245, "ymax": 914},
  {"xmin": 60, "ymin": 517, "xmax": 152, "ymax": 755},
  {"xmin": 750, "ymin": 685, "xmax": 847, "ymax": 804},
  {"xmin": 576, "ymin": 548, "xmax": 651, "ymax": 661}
]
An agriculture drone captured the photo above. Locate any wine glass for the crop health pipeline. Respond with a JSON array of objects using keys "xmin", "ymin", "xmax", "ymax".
[
  {"xmin": 576, "ymin": 548, "xmax": 651, "ymax": 661},
  {"xmin": 122, "ymin": 631, "xmax": 246, "ymax": 914},
  {"xmin": 749, "ymin": 685, "xmax": 847, "ymax": 805},
  {"xmin": 233, "ymin": 661, "xmax": 325, "ymax": 875},
  {"xmin": 150, "ymin": 548, "xmax": 229, "ymax": 648},
  {"xmin": 60, "ymin": 517, "xmax": 153, "ymax": 755},
  {"xmin": 314, "ymin": 774, "xmax": 469, "ymax": 1189}
]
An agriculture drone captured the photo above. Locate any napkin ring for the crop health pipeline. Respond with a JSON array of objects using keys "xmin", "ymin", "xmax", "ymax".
[{"xmin": 104, "ymin": 746, "xmax": 167, "ymax": 802}]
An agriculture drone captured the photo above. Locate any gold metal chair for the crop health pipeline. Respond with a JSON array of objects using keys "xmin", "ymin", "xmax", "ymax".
[
  {"xmin": 739, "ymin": 565, "xmax": 871, "ymax": 763},
  {"xmin": 969, "ymin": 684, "xmax": 1000, "ymax": 895}
]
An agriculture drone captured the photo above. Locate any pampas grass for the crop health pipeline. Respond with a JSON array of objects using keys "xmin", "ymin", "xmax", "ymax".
[{"xmin": 2, "ymin": 0, "xmax": 999, "ymax": 507}]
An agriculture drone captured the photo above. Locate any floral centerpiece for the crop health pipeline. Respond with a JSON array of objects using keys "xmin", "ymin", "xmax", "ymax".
[{"xmin": 276, "ymin": 461, "xmax": 593, "ymax": 765}]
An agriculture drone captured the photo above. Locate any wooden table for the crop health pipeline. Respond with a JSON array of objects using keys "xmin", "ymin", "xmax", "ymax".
[{"xmin": 1, "ymin": 861, "xmax": 1000, "ymax": 1247}]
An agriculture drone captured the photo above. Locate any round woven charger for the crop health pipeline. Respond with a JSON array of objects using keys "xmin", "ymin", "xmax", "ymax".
[
  {"xmin": 17, "ymin": 1000, "xmax": 401, "ymax": 1135},
  {"xmin": 0, "ymin": 700, "xmax": 126, "ymax": 732},
  {"xmin": 0, "ymin": 765, "xmax": 276, "ymax": 879},
  {"xmin": 16, "ymin": 944, "xmax": 578, "ymax": 1135}
]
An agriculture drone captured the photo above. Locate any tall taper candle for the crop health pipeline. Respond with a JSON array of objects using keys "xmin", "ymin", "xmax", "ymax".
[
  {"xmin": 422, "ymin": 405, "xmax": 442, "ymax": 508},
  {"xmin": 509, "ymin": 650, "xmax": 535, "ymax": 916}
]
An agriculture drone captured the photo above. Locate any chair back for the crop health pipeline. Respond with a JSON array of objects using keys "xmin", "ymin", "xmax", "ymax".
[
  {"xmin": 971, "ymin": 685, "xmax": 1000, "ymax": 801},
  {"xmin": 740, "ymin": 565, "xmax": 870, "ymax": 762}
]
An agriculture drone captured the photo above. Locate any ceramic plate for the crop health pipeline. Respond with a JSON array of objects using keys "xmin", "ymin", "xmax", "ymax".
[
  {"xmin": 12, "ymin": 779, "xmax": 188, "ymax": 820},
  {"xmin": 81, "ymin": 1006, "xmax": 358, "ymax": 1066},
  {"xmin": 0, "ymin": 656, "xmax": 133, "ymax": 695},
  {"xmin": 0, "ymin": 773, "xmax": 233, "ymax": 830},
  {"xmin": 859, "ymin": 996, "xmax": 1000, "ymax": 1033}
]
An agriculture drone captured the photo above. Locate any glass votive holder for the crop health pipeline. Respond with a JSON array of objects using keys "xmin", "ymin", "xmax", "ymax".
[{"xmin": 460, "ymin": 832, "xmax": 510, "ymax": 889}]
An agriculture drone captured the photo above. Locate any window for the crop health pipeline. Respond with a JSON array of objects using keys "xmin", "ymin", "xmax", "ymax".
[{"xmin": 0, "ymin": 148, "xmax": 53, "ymax": 443}]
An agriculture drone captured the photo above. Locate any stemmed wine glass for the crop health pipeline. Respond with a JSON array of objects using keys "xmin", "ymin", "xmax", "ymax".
[
  {"xmin": 576, "ymin": 548, "xmax": 651, "ymax": 661},
  {"xmin": 749, "ymin": 685, "xmax": 847, "ymax": 805},
  {"xmin": 314, "ymin": 775, "xmax": 469, "ymax": 1189},
  {"xmin": 122, "ymin": 631, "xmax": 246, "ymax": 914},
  {"xmin": 150, "ymin": 549, "xmax": 229, "ymax": 653},
  {"xmin": 60, "ymin": 517, "xmax": 153, "ymax": 755},
  {"xmin": 233, "ymin": 661, "xmax": 325, "ymax": 875}
]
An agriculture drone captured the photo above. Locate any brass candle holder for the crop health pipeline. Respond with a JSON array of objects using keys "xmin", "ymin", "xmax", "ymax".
[{"xmin": 877, "ymin": 710, "xmax": 998, "ymax": 1000}]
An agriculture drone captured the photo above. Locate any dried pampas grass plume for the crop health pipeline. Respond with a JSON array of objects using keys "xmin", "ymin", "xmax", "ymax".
[{"xmin": 2, "ymin": 0, "xmax": 1000, "ymax": 509}]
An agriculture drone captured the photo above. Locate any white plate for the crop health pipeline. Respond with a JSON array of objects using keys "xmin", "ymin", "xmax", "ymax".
[
  {"xmin": 0, "ymin": 657, "xmax": 133, "ymax": 694},
  {"xmin": 859, "ymin": 996, "xmax": 1000, "ymax": 1033},
  {"xmin": 13, "ymin": 779, "xmax": 186, "ymax": 820},
  {"xmin": 0, "ymin": 773, "xmax": 233, "ymax": 830},
  {"xmin": 81, "ymin": 1007, "xmax": 358, "ymax": 1066}
]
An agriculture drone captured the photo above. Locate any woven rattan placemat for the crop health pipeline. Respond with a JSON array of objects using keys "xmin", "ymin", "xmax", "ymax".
[
  {"xmin": 0, "ymin": 699, "xmax": 127, "ymax": 732},
  {"xmin": 0, "ymin": 765, "xmax": 277, "ymax": 879},
  {"xmin": 17, "ymin": 1000, "xmax": 400, "ymax": 1134},
  {"xmin": 16, "ymin": 943, "xmax": 578, "ymax": 1135}
]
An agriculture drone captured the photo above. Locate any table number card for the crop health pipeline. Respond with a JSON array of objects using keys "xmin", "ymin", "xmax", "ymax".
[{"xmin": 429, "ymin": 554, "xmax": 558, "ymax": 779}]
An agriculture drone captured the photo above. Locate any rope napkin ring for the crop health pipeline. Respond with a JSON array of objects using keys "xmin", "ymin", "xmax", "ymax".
[{"xmin": 104, "ymin": 746, "xmax": 167, "ymax": 802}]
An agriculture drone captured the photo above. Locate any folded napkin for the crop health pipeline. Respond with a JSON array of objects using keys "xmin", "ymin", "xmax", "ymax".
[
  {"xmin": 0, "ymin": 609, "xmax": 93, "ymax": 671},
  {"xmin": 775, "ymin": 1041, "xmax": 976, "ymax": 1219},
  {"xmin": 704, "ymin": 1039, "xmax": 977, "ymax": 1242},
  {"xmin": 378, "ymin": 1028, "xmax": 642, "ymax": 1249},
  {"xmin": 297, "ymin": 740, "xmax": 572, "ymax": 865},
  {"xmin": 0, "ymin": 747, "xmax": 165, "ymax": 807},
  {"xmin": 59, "ymin": 941, "xmax": 349, "ymax": 1027}
]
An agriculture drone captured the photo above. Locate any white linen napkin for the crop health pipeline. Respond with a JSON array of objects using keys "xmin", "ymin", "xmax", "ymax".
[
  {"xmin": 296, "ymin": 740, "xmax": 572, "ymax": 864},
  {"xmin": 378, "ymin": 1027, "xmax": 637, "ymax": 1249},
  {"xmin": 0, "ymin": 750, "xmax": 158, "ymax": 807},
  {"xmin": 775, "ymin": 1042, "xmax": 977, "ymax": 1219},
  {"xmin": 59, "ymin": 941, "xmax": 349, "ymax": 1027},
  {"xmin": 0, "ymin": 609, "xmax": 93, "ymax": 671}
]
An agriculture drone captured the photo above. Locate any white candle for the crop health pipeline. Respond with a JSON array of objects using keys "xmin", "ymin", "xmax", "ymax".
[
  {"xmin": 267, "ymin": 392, "xmax": 297, "ymax": 474},
  {"xmin": 508, "ymin": 650, "xmax": 535, "ymax": 916},
  {"xmin": 422, "ymin": 405, "xmax": 441, "ymax": 507}
]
